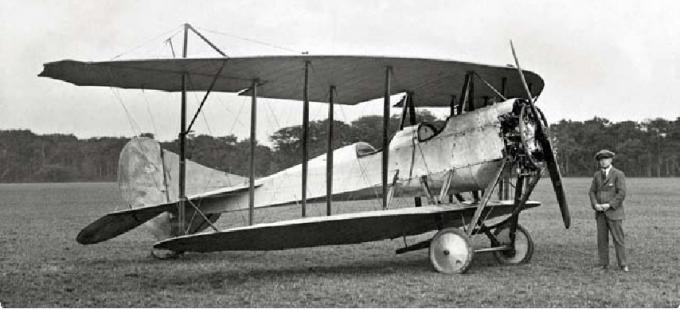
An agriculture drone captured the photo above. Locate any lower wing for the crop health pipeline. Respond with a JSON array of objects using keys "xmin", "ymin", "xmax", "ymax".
[{"xmin": 153, "ymin": 201, "xmax": 540, "ymax": 252}]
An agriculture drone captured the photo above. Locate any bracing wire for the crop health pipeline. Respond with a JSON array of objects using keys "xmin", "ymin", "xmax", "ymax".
[
  {"xmin": 333, "ymin": 91, "xmax": 380, "ymax": 207},
  {"xmin": 193, "ymin": 90, "xmax": 215, "ymax": 135},
  {"xmin": 183, "ymin": 75, "xmax": 233, "ymax": 202},
  {"xmin": 185, "ymin": 75, "xmax": 215, "ymax": 136},
  {"xmin": 228, "ymin": 96, "xmax": 248, "ymax": 134},
  {"xmin": 263, "ymin": 100, "xmax": 283, "ymax": 129},
  {"xmin": 172, "ymin": 30, "xmax": 251, "ymax": 188},
  {"xmin": 201, "ymin": 113, "xmax": 213, "ymax": 135},
  {"xmin": 141, "ymin": 89, "xmax": 159, "ymax": 137},
  {"xmin": 111, "ymin": 25, "xmax": 184, "ymax": 60},
  {"xmin": 208, "ymin": 94, "xmax": 245, "ymax": 179},
  {"xmin": 320, "ymin": 76, "xmax": 390, "ymax": 209},
  {"xmin": 196, "ymin": 26, "xmax": 304, "ymax": 54},
  {"xmin": 165, "ymin": 37, "xmax": 177, "ymax": 58},
  {"xmin": 356, "ymin": 160, "xmax": 385, "ymax": 210},
  {"xmin": 109, "ymin": 87, "xmax": 141, "ymax": 136},
  {"xmin": 211, "ymin": 93, "xmax": 247, "ymax": 130},
  {"xmin": 307, "ymin": 63, "xmax": 332, "ymax": 123}
]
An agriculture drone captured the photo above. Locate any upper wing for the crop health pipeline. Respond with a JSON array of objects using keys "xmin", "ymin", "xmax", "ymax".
[
  {"xmin": 153, "ymin": 201, "xmax": 540, "ymax": 252},
  {"xmin": 38, "ymin": 55, "xmax": 544, "ymax": 107}
]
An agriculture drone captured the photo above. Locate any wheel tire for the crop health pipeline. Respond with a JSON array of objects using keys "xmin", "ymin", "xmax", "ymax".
[
  {"xmin": 429, "ymin": 228, "xmax": 474, "ymax": 274},
  {"xmin": 492, "ymin": 224, "xmax": 534, "ymax": 265}
]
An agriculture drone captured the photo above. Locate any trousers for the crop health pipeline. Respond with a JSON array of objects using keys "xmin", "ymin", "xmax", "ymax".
[{"xmin": 596, "ymin": 213, "xmax": 627, "ymax": 267}]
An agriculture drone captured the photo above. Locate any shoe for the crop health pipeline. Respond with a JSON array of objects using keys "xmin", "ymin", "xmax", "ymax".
[
  {"xmin": 598, "ymin": 265, "xmax": 608, "ymax": 270},
  {"xmin": 620, "ymin": 266, "xmax": 629, "ymax": 272}
]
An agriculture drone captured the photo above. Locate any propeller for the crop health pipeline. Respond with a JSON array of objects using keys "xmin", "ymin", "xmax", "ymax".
[{"xmin": 510, "ymin": 40, "xmax": 571, "ymax": 229}]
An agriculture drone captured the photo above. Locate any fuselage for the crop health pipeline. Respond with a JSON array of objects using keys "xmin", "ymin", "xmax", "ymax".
[{"xmin": 200, "ymin": 99, "xmax": 516, "ymax": 213}]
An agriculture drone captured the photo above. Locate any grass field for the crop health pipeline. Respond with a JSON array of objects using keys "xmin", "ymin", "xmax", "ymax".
[{"xmin": 1, "ymin": 178, "xmax": 679, "ymax": 307}]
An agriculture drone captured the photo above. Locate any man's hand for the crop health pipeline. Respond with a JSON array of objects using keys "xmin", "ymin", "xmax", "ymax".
[
  {"xmin": 594, "ymin": 204, "xmax": 604, "ymax": 211},
  {"xmin": 601, "ymin": 203, "xmax": 611, "ymax": 211}
]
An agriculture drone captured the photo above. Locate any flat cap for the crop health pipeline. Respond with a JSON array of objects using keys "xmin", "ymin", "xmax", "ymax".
[{"xmin": 594, "ymin": 149, "xmax": 615, "ymax": 160}]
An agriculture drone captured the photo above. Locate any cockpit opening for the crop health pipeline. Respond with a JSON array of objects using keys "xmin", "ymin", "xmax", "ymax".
[
  {"xmin": 417, "ymin": 123, "xmax": 439, "ymax": 142},
  {"xmin": 355, "ymin": 142, "xmax": 378, "ymax": 157}
]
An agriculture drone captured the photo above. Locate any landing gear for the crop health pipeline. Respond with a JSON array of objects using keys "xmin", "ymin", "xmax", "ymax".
[
  {"xmin": 491, "ymin": 224, "xmax": 534, "ymax": 265},
  {"xmin": 424, "ymin": 222, "xmax": 534, "ymax": 273},
  {"xmin": 429, "ymin": 228, "xmax": 474, "ymax": 274}
]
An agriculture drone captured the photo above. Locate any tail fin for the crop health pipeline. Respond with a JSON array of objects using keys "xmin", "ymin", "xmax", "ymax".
[
  {"xmin": 77, "ymin": 137, "xmax": 246, "ymax": 245},
  {"xmin": 118, "ymin": 137, "xmax": 247, "ymax": 207}
]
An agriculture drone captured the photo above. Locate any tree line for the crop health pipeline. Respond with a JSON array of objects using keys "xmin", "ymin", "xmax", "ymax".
[
  {"xmin": 550, "ymin": 117, "xmax": 680, "ymax": 177},
  {"xmin": 1, "ymin": 114, "xmax": 677, "ymax": 182},
  {"xmin": 0, "ymin": 111, "xmax": 440, "ymax": 182}
]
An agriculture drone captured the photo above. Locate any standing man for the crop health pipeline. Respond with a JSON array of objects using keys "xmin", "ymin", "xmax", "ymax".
[{"xmin": 589, "ymin": 149, "xmax": 628, "ymax": 272}]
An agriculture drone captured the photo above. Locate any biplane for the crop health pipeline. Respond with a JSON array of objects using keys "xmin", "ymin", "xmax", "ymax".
[{"xmin": 38, "ymin": 24, "xmax": 570, "ymax": 274}]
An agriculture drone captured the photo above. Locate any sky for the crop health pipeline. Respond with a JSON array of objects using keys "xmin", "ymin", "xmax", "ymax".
[{"xmin": 1, "ymin": 0, "xmax": 679, "ymax": 144}]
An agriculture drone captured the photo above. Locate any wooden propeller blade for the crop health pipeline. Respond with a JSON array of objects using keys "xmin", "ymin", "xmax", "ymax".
[
  {"xmin": 509, "ymin": 40, "xmax": 535, "ymax": 102},
  {"xmin": 510, "ymin": 42, "xmax": 570, "ymax": 228},
  {"xmin": 537, "ymin": 127, "xmax": 571, "ymax": 229}
]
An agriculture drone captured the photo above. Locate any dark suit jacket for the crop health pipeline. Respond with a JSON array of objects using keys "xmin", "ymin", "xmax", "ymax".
[{"xmin": 589, "ymin": 167, "xmax": 626, "ymax": 220}]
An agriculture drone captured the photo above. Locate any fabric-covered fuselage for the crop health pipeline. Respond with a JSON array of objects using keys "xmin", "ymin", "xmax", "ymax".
[{"xmin": 199, "ymin": 99, "xmax": 515, "ymax": 213}]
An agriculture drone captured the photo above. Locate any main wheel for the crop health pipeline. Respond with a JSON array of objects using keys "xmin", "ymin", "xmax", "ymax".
[
  {"xmin": 492, "ymin": 224, "xmax": 534, "ymax": 264},
  {"xmin": 429, "ymin": 228, "xmax": 474, "ymax": 274}
]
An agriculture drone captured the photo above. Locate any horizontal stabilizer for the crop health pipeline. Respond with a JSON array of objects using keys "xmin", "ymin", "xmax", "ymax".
[
  {"xmin": 77, "ymin": 181, "xmax": 262, "ymax": 245},
  {"xmin": 76, "ymin": 203, "xmax": 175, "ymax": 245}
]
